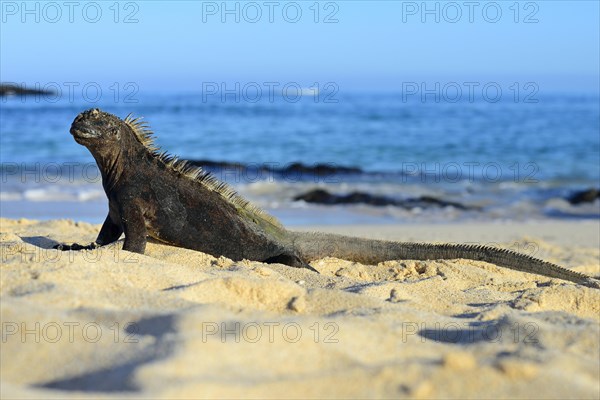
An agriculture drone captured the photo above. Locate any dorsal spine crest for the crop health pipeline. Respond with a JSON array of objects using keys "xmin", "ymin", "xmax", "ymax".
[{"xmin": 123, "ymin": 113, "xmax": 283, "ymax": 228}]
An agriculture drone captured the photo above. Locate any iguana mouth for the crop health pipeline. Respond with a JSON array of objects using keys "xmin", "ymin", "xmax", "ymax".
[{"xmin": 70, "ymin": 126, "xmax": 98, "ymax": 139}]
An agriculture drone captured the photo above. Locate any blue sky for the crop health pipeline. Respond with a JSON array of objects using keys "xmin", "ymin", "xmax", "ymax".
[{"xmin": 1, "ymin": 1, "xmax": 598, "ymax": 93}]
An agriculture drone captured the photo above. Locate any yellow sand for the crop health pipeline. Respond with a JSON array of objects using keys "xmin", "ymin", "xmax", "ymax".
[{"xmin": 1, "ymin": 218, "xmax": 599, "ymax": 399}]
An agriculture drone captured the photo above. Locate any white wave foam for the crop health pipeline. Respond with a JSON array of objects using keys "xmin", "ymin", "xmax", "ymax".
[
  {"xmin": 20, "ymin": 188, "xmax": 104, "ymax": 202},
  {"xmin": 0, "ymin": 192, "xmax": 23, "ymax": 201}
]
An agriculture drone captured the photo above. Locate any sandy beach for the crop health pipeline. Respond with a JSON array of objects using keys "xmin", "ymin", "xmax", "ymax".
[
  {"xmin": 1, "ymin": 217, "xmax": 599, "ymax": 399},
  {"xmin": 2, "ymin": 0, "xmax": 598, "ymax": 398}
]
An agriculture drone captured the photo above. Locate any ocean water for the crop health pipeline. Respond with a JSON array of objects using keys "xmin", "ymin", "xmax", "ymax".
[{"xmin": 1, "ymin": 91, "xmax": 599, "ymax": 224}]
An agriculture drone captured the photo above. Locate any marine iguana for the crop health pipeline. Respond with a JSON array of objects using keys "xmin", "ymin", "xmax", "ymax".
[{"xmin": 56, "ymin": 108, "xmax": 600, "ymax": 288}]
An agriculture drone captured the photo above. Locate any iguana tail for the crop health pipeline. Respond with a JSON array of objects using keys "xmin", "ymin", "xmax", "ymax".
[{"xmin": 289, "ymin": 232, "xmax": 600, "ymax": 288}]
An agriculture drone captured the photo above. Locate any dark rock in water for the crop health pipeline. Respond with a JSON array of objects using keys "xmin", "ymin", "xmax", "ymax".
[
  {"xmin": 567, "ymin": 188, "xmax": 600, "ymax": 205},
  {"xmin": 0, "ymin": 83, "xmax": 55, "ymax": 97},
  {"xmin": 294, "ymin": 189, "xmax": 394, "ymax": 206},
  {"xmin": 186, "ymin": 159, "xmax": 247, "ymax": 171},
  {"xmin": 282, "ymin": 162, "xmax": 362, "ymax": 176},
  {"xmin": 294, "ymin": 189, "xmax": 476, "ymax": 210},
  {"xmin": 185, "ymin": 160, "xmax": 362, "ymax": 178}
]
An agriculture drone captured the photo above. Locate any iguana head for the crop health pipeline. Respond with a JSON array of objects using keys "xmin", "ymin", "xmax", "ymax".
[
  {"xmin": 70, "ymin": 108, "xmax": 123, "ymax": 146},
  {"xmin": 70, "ymin": 108, "xmax": 147, "ymax": 168}
]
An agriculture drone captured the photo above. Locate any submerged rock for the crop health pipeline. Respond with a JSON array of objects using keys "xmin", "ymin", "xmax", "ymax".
[
  {"xmin": 567, "ymin": 188, "xmax": 600, "ymax": 205},
  {"xmin": 294, "ymin": 189, "xmax": 476, "ymax": 210},
  {"xmin": 186, "ymin": 160, "xmax": 362, "ymax": 179}
]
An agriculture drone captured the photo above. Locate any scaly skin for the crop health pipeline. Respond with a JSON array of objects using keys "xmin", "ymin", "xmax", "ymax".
[
  {"xmin": 56, "ymin": 109, "xmax": 600, "ymax": 288},
  {"xmin": 288, "ymin": 232, "xmax": 600, "ymax": 288}
]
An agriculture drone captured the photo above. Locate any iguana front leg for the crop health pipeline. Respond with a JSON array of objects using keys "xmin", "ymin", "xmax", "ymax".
[
  {"xmin": 120, "ymin": 204, "xmax": 147, "ymax": 254},
  {"xmin": 55, "ymin": 214, "xmax": 123, "ymax": 251}
]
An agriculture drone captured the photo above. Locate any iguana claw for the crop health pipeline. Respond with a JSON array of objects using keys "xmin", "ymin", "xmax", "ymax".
[{"xmin": 54, "ymin": 242, "xmax": 98, "ymax": 251}]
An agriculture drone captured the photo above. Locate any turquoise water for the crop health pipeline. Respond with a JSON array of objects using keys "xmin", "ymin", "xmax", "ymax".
[
  {"xmin": 1, "ymin": 91, "xmax": 599, "ymax": 223},
  {"xmin": 2, "ymin": 92, "xmax": 599, "ymax": 181}
]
